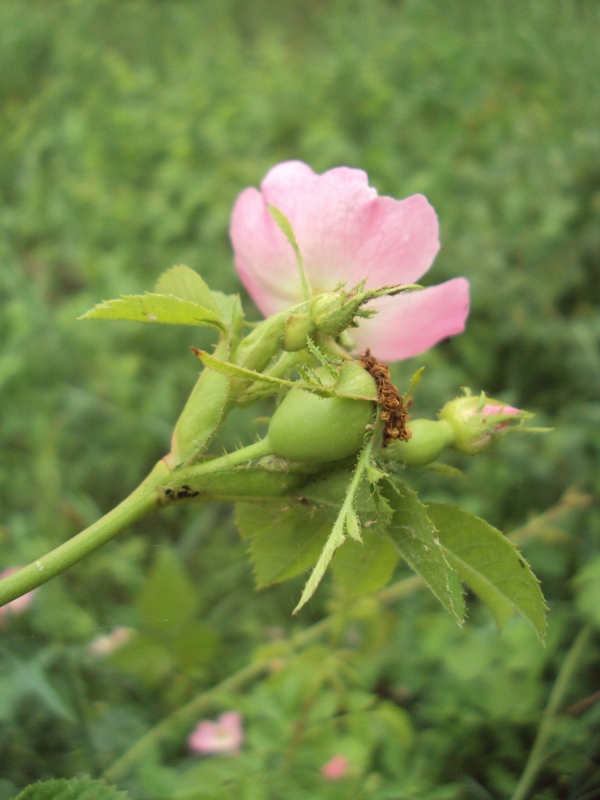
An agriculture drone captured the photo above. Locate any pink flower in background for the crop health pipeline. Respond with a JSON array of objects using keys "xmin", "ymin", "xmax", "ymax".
[
  {"xmin": 230, "ymin": 161, "xmax": 469, "ymax": 362},
  {"xmin": 321, "ymin": 753, "xmax": 349, "ymax": 780},
  {"xmin": 88, "ymin": 626, "xmax": 133, "ymax": 657},
  {"xmin": 188, "ymin": 712, "xmax": 243, "ymax": 755},
  {"xmin": 0, "ymin": 568, "xmax": 37, "ymax": 623}
]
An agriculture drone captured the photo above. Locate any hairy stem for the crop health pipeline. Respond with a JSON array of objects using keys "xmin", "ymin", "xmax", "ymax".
[
  {"xmin": 0, "ymin": 460, "xmax": 170, "ymax": 607},
  {"xmin": 510, "ymin": 623, "xmax": 594, "ymax": 800},
  {"xmin": 0, "ymin": 439, "xmax": 275, "ymax": 608}
]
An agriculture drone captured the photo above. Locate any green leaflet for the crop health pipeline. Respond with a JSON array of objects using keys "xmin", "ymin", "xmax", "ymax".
[
  {"xmin": 235, "ymin": 501, "xmax": 332, "ymax": 588},
  {"xmin": 427, "ymin": 503, "xmax": 547, "ymax": 642},
  {"xmin": 154, "ymin": 264, "xmax": 222, "ymax": 315},
  {"xmin": 78, "ymin": 292, "xmax": 226, "ymax": 332},
  {"xmin": 332, "ymin": 526, "xmax": 399, "ymax": 599},
  {"xmin": 383, "ymin": 481, "xmax": 466, "ymax": 626},
  {"xmin": 14, "ymin": 777, "xmax": 130, "ymax": 800},
  {"xmin": 271, "ymin": 462, "xmax": 394, "ymax": 610}
]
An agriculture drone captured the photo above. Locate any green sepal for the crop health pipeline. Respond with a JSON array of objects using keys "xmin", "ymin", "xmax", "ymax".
[
  {"xmin": 78, "ymin": 292, "xmax": 227, "ymax": 332},
  {"xmin": 154, "ymin": 264, "xmax": 222, "ymax": 316},
  {"xmin": 167, "ymin": 338, "xmax": 231, "ymax": 467},
  {"xmin": 345, "ymin": 507, "xmax": 362, "ymax": 542},
  {"xmin": 232, "ymin": 303, "xmax": 308, "ymax": 376},
  {"xmin": 213, "ymin": 292, "xmax": 244, "ymax": 350},
  {"xmin": 310, "ymin": 283, "xmax": 424, "ymax": 337},
  {"xmin": 194, "ymin": 349, "xmax": 377, "ymax": 401},
  {"xmin": 427, "ymin": 503, "xmax": 547, "ymax": 642},
  {"xmin": 403, "ymin": 366, "xmax": 425, "ymax": 405},
  {"xmin": 268, "ymin": 204, "xmax": 311, "ymax": 301}
]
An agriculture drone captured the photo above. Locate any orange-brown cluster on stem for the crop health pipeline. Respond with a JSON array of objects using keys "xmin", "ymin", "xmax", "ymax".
[{"xmin": 359, "ymin": 349, "xmax": 411, "ymax": 446}]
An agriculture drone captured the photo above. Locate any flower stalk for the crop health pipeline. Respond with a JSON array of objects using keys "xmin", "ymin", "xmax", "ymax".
[
  {"xmin": 0, "ymin": 439, "xmax": 278, "ymax": 608},
  {"xmin": 0, "ymin": 460, "xmax": 170, "ymax": 607}
]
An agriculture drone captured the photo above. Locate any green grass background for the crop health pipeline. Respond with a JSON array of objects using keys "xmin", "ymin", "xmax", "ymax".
[{"xmin": 1, "ymin": 1, "xmax": 599, "ymax": 798}]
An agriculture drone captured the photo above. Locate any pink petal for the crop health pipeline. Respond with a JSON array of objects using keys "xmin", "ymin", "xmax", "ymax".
[
  {"xmin": 230, "ymin": 161, "xmax": 440, "ymax": 315},
  {"xmin": 187, "ymin": 712, "xmax": 243, "ymax": 755},
  {"xmin": 88, "ymin": 626, "xmax": 132, "ymax": 657},
  {"xmin": 482, "ymin": 404, "xmax": 520, "ymax": 416},
  {"xmin": 351, "ymin": 278, "xmax": 470, "ymax": 361},
  {"xmin": 217, "ymin": 711, "xmax": 243, "ymax": 737},
  {"xmin": 231, "ymin": 185, "xmax": 302, "ymax": 316},
  {"xmin": 321, "ymin": 754, "xmax": 349, "ymax": 780}
]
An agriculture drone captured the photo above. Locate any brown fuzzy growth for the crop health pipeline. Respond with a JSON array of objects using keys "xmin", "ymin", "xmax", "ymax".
[{"xmin": 359, "ymin": 349, "xmax": 411, "ymax": 446}]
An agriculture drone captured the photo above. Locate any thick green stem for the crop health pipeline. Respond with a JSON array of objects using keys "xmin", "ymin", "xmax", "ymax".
[
  {"xmin": 0, "ymin": 460, "xmax": 171, "ymax": 608},
  {"xmin": 510, "ymin": 623, "xmax": 593, "ymax": 800},
  {"xmin": 0, "ymin": 440, "xmax": 275, "ymax": 609},
  {"xmin": 167, "ymin": 438, "xmax": 274, "ymax": 486}
]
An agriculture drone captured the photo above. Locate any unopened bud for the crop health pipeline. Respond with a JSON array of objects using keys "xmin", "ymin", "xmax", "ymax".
[
  {"xmin": 233, "ymin": 311, "xmax": 289, "ymax": 373},
  {"xmin": 440, "ymin": 391, "xmax": 525, "ymax": 455}
]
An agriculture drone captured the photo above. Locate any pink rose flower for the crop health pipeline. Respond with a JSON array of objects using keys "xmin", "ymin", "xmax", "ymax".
[
  {"xmin": 88, "ymin": 626, "xmax": 133, "ymax": 657},
  {"xmin": 321, "ymin": 753, "xmax": 349, "ymax": 780},
  {"xmin": 230, "ymin": 161, "xmax": 469, "ymax": 362},
  {"xmin": 188, "ymin": 711, "xmax": 243, "ymax": 755},
  {"xmin": 0, "ymin": 567, "xmax": 37, "ymax": 623}
]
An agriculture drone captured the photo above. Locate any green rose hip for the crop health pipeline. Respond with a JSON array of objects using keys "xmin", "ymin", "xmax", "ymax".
[
  {"xmin": 265, "ymin": 362, "xmax": 377, "ymax": 463},
  {"xmin": 384, "ymin": 419, "xmax": 456, "ymax": 465}
]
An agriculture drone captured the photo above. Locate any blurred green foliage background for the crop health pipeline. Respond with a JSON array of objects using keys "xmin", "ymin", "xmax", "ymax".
[{"xmin": 1, "ymin": 1, "xmax": 599, "ymax": 798}]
